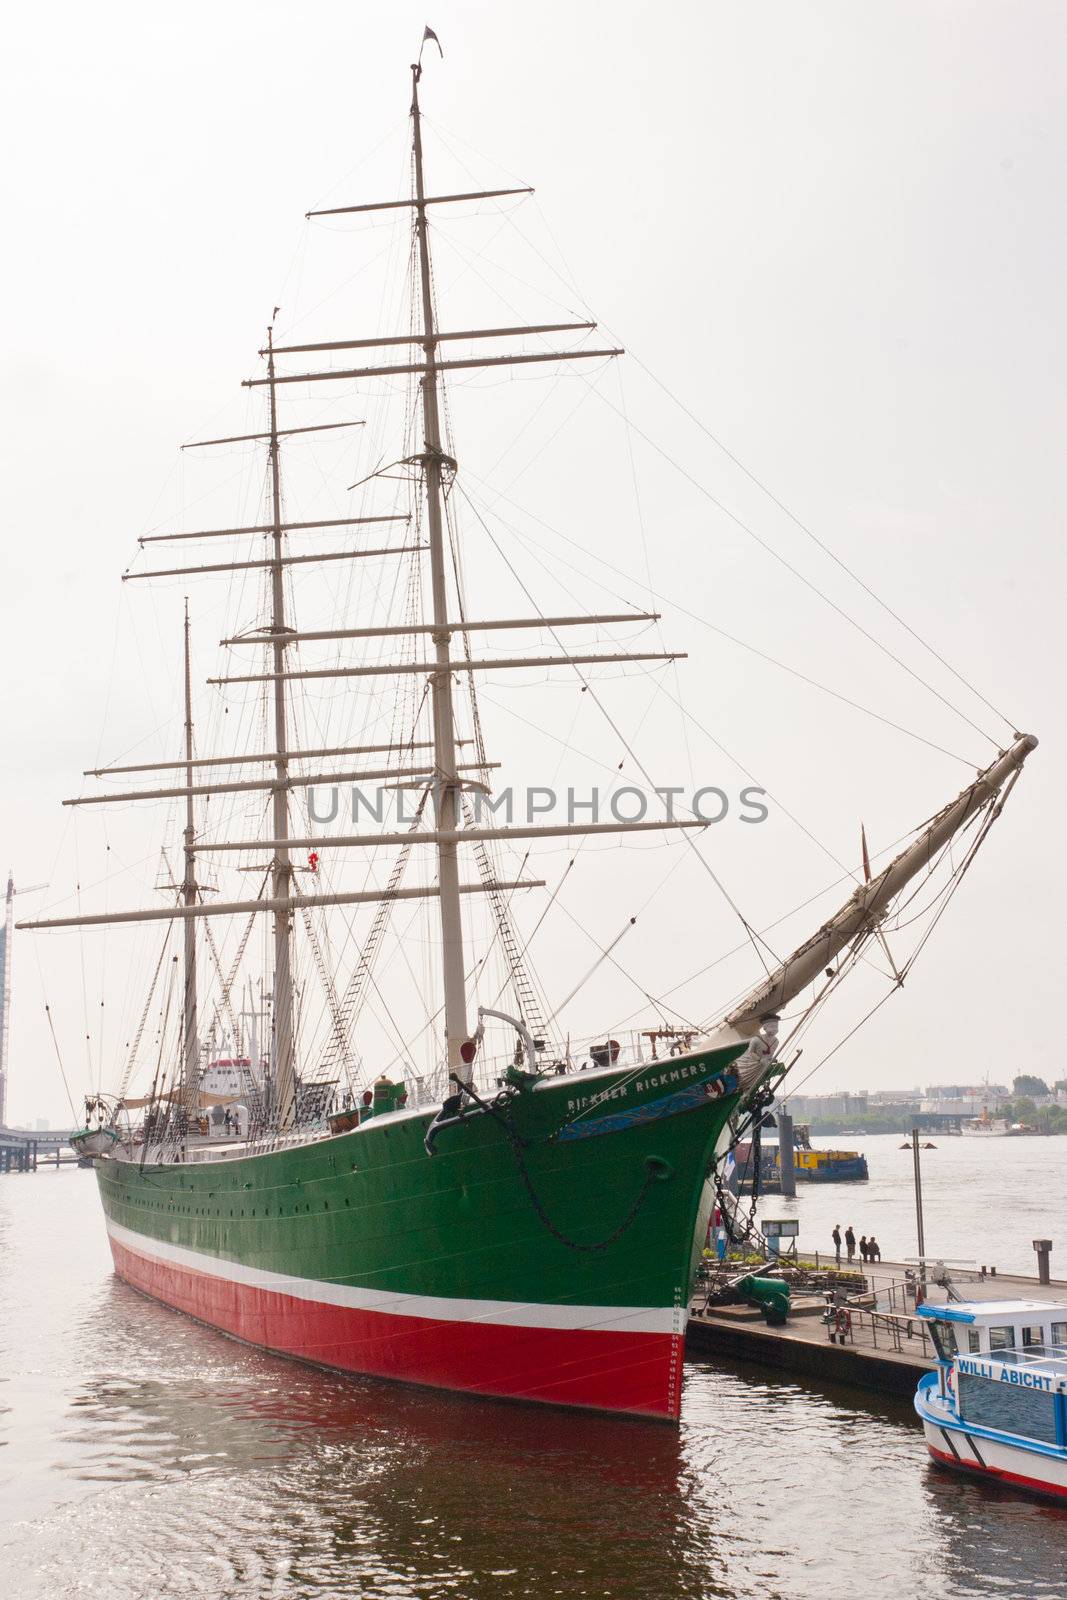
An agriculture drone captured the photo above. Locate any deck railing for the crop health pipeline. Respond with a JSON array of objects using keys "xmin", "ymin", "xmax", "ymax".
[
  {"xmin": 980, "ymin": 1343, "xmax": 1067, "ymax": 1375},
  {"xmin": 120, "ymin": 1027, "xmax": 732, "ymax": 1165}
]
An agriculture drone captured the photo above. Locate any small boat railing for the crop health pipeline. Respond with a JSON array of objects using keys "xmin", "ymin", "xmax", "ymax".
[{"xmin": 982, "ymin": 1343, "xmax": 1067, "ymax": 1375}]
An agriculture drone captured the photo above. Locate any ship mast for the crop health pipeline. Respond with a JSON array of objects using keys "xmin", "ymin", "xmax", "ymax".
[
  {"xmin": 18, "ymin": 60, "xmax": 807, "ymax": 1088},
  {"xmin": 265, "ymin": 327, "xmax": 297, "ymax": 1126},
  {"xmin": 180, "ymin": 601, "xmax": 200, "ymax": 1126},
  {"xmin": 410, "ymin": 62, "xmax": 470, "ymax": 1081}
]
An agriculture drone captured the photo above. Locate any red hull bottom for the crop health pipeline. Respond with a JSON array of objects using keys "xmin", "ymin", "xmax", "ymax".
[
  {"xmin": 110, "ymin": 1235, "xmax": 682, "ymax": 1420},
  {"xmin": 927, "ymin": 1444, "xmax": 1067, "ymax": 1503}
]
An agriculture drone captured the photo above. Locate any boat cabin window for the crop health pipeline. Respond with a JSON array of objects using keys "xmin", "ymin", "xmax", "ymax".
[
  {"xmin": 988, "ymin": 1325, "xmax": 1016, "ymax": 1351},
  {"xmin": 928, "ymin": 1322, "xmax": 958, "ymax": 1360},
  {"xmin": 965, "ymin": 1328, "xmax": 981, "ymax": 1354},
  {"xmin": 1050, "ymin": 1321, "xmax": 1067, "ymax": 1350},
  {"xmin": 958, "ymin": 1373, "xmax": 1059, "ymax": 1447},
  {"xmin": 1021, "ymin": 1326, "xmax": 1045, "ymax": 1349}
]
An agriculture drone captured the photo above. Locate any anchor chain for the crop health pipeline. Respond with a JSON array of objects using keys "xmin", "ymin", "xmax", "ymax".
[{"xmin": 450, "ymin": 1073, "xmax": 665, "ymax": 1254}]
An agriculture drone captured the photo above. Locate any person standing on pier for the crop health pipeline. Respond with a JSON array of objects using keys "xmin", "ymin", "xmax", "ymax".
[
  {"xmin": 860, "ymin": 1235, "xmax": 870, "ymax": 1263},
  {"xmin": 845, "ymin": 1225, "xmax": 856, "ymax": 1264},
  {"xmin": 832, "ymin": 1225, "xmax": 842, "ymax": 1267},
  {"xmin": 868, "ymin": 1236, "xmax": 881, "ymax": 1262}
]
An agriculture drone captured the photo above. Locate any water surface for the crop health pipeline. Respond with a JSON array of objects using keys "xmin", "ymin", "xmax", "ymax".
[
  {"xmin": 754, "ymin": 1130, "xmax": 1067, "ymax": 1275},
  {"xmin": 1, "ymin": 1154, "xmax": 1064, "ymax": 1599}
]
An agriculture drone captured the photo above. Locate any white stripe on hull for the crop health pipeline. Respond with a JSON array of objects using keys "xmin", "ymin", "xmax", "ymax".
[
  {"xmin": 105, "ymin": 1218, "xmax": 677, "ymax": 1336},
  {"xmin": 922, "ymin": 1419, "xmax": 1067, "ymax": 1496}
]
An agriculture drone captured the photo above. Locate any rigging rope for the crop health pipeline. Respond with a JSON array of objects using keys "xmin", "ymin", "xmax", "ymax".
[
  {"xmin": 115, "ymin": 927, "xmax": 173, "ymax": 1106},
  {"xmin": 756, "ymin": 792, "xmax": 1008, "ymax": 1112},
  {"xmin": 463, "ymin": 475, "xmax": 981, "ymax": 770},
  {"xmin": 617, "ymin": 341, "xmax": 1019, "ymax": 737},
  {"xmin": 300, "ymin": 904, "xmax": 355, "ymax": 1090},
  {"xmin": 43, "ymin": 1005, "xmax": 78, "ymax": 1122},
  {"xmin": 319, "ymin": 790, "xmax": 430, "ymax": 1084},
  {"xmin": 487, "ymin": 189, "xmax": 1017, "ymax": 741},
  {"xmin": 456, "ymin": 482, "xmax": 779, "ymax": 976},
  {"xmin": 576, "ymin": 382, "xmax": 1001, "ymax": 746},
  {"xmin": 203, "ymin": 920, "xmax": 244, "ymax": 1052}
]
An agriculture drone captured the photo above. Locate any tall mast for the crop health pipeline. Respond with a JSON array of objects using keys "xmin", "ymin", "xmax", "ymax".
[
  {"xmin": 410, "ymin": 63, "xmax": 471, "ymax": 1081},
  {"xmin": 266, "ymin": 328, "xmax": 297, "ymax": 1124},
  {"xmin": 180, "ymin": 603, "xmax": 200, "ymax": 1126}
]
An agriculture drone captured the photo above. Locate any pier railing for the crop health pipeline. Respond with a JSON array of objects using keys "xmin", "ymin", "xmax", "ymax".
[
  {"xmin": 834, "ymin": 1303, "xmax": 934, "ymax": 1359},
  {"xmin": 694, "ymin": 1258, "xmax": 938, "ymax": 1361}
]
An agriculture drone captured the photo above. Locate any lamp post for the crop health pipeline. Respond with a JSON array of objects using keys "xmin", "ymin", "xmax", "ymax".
[
  {"xmin": 911, "ymin": 1126, "xmax": 926, "ymax": 1262},
  {"xmin": 907, "ymin": 1125, "xmax": 932, "ymax": 1298}
]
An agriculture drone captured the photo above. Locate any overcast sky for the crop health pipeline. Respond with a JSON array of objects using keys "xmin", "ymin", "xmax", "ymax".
[{"xmin": 2, "ymin": 1, "xmax": 1063, "ymax": 1128}]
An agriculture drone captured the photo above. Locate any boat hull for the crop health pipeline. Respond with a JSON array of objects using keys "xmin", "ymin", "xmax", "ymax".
[
  {"xmin": 795, "ymin": 1156, "xmax": 869, "ymax": 1182},
  {"xmin": 95, "ymin": 1042, "xmax": 747, "ymax": 1420},
  {"xmin": 921, "ymin": 1418, "xmax": 1067, "ymax": 1501},
  {"xmin": 71, "ymin": 1126, "xmax": 121, "ymax": 1158},
  {"xmin": 107, "ymin": 1221, "xmax": 680, "ymax": 1416},
  {"xmin": 916, "ymin": 1375, "xmax": 1067, "ymax": 1502}
]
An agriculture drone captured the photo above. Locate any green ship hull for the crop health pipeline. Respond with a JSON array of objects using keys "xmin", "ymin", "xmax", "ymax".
[{"xmin": 96, "ymin": 1040, "xmax": 747, "ymax": 1420}]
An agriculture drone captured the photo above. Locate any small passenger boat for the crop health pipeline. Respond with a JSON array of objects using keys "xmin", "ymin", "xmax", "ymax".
[{"xmin": 915, "ymin": 1299, "xmax": 1067, "ymax": 1501}]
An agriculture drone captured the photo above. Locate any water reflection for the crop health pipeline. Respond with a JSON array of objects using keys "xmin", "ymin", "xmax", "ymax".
[
  {"xmin": 48, "ymin": 1275, "xmax": 692, "ymax": 1599},
  {"xmin": 1, "ymin": 1173, "xmax": 1065, "ymax": 1599}
]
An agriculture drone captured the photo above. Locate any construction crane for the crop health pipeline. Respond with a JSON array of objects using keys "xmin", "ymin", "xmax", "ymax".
[{"xmin": 1, "ymin": 872, "xmax": 48, "ymax": 1127}]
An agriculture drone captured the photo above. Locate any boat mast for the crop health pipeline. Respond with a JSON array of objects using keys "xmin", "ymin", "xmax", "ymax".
[
  {"xmin": 410, "ymin": 62, "xmax": 471, "ymax": 1081},
  {"xmin": 181, "ymin": 601, "xmax": 200, "ymax": 1127},
  {"xmin": 265, "ymin": 327, "xmax": 297, "ymax": 1125}
]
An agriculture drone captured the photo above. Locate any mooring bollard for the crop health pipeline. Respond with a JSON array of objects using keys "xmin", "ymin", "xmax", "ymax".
[{"xmin": 1033, "ymin": 1239, "xmax": 1053, "ymax": 1287}]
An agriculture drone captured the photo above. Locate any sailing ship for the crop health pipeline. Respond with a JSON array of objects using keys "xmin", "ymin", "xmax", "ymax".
[{"xmin": 22, "ymin": 47, "xmax": 1036, "ymax": 1422}]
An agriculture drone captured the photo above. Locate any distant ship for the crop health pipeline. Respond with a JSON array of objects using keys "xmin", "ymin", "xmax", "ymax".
[
  {"xmin": 733, "ymin": 1125, "xmax": 868, "ymax": 1190},
  {"xmin": 25, "ymin": 41, "xmax": 1036, "ymax": 1422},
  {"xmin": 792, "ymin": 1127, "xmax": 869, "ymax": 1183},
  {"xmin": 960, "ymin": 1111, "xmax": 1011, "ymax": 1137}
]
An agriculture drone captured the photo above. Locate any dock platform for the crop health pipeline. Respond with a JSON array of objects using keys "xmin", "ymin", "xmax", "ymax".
[
  {"xmin": 685, "ymin": 1299, "xmax": 933, "ymax": 1396},
  {"xmin": 685, "ymin": 1257, "xmax": 1067, "ymax": 1397}
]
